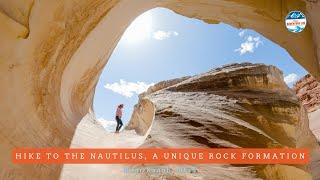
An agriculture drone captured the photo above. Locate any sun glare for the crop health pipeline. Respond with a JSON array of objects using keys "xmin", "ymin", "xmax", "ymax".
[{"xmin": 122, "ymin": 11, "xmax": 153, "ymax": 43}]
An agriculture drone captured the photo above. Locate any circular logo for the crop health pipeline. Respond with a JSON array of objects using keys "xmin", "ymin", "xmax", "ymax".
[{"xmin": 285, "ymin": 11, "xmax": 307, "ymax": 33}]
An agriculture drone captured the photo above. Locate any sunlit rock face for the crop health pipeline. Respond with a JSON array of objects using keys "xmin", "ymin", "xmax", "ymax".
[
  {"xmin": 126, "ymin": 99, "xmax": 156, "ymax": 135},
  {"xmin": 1, "ymin": 0, "xmax": 320, "ymax": 179},
  {"xmin": 294, "ymin": 74, "xmax": 320, "ymax": 142},
  {"xmin": 134, "ymin": 63, "xmax": 319, "ymax": 180},
  {"xmin": 126, "ymin": 77, "xmax": 190, "ymax": 135}
]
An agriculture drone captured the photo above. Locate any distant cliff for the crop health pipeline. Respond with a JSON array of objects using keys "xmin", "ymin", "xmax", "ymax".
[
  {"xmin": 294, "ymin": 74, "xmax": 320, "ymax": 144},
  {"xmin": 293, "ymin": 74, "xmax": 320, "ymax": 113}
]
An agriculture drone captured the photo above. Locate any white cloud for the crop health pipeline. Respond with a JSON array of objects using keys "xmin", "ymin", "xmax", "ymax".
[
  {"xmin": 104, "ymin": 79, "xmax": 154, "ymax": 98},
  {"xmin": 238, "ymin": 30, "xmax": 246, "ymax": 37},
  {"xmin": 284, "ymin": 73, "xmax": 299, "ymax": 86},
  {"xmin": 235, "ymin": 35, "xmax": 263, "ymax": 55},
  {"xmin": 153, "ymin": 30, "xmax": 179, "ymax": 40},
  {"xmin": 97, "ymin": 118, "xmax": 117, "ymax": 132}
]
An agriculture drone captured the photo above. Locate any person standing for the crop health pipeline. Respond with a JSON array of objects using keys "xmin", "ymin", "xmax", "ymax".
[{"xmin": 115, "ymin": 104, "xmax": 124, "ymax": 133}]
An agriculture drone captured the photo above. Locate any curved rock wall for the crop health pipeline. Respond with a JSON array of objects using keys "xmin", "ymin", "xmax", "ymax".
[
  {"xmin": 137, "ymin": 63, "xmax": 319, "ymax": 180},
  {"xmin": 1, "ymin": 0, "xmax": 320, "ymax": 179}
]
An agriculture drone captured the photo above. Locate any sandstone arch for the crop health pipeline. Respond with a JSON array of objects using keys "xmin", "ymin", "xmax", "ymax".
[{"xmin": 1, "ymin": 0, "xmax": 320, "ymax": 179}]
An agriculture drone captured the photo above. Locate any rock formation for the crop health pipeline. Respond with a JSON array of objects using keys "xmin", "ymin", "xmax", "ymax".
[
  {"xmin": 128, "ymin": 63, "xmax": 320, "ymax": 180},
  {"xmin": 1, "ymin": 0, "xmax": 320, "ymax": 179},
  {"xmin": 309, "ymin": 109, "xmax": 320, "ymax": 142},
  {"xmin": 126, "ymin": 77, "xmax": 189, "ymax": 135},
  {"xmin": 294, "ymin": 74, "xmax": 320, "ymax": 112},
  {"xmin": 125, "ymin": 98, "xmax": 156, "ymax": 135},
  {"xmin": 294, "ymin": 74, "xmax": 320, "ymax": 142}
]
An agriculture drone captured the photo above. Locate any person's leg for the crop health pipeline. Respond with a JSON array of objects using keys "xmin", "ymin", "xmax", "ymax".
[
  {"xmin": 115, "ymin": 116, "xmax": 120, "ymax": 132},
  {"xmin": 118, "ymin": 119, "xmax": 123, "ymax": 131},
  {"xmin": 115, "ymin": 123, "xmax": 119, "ymax": 132}
]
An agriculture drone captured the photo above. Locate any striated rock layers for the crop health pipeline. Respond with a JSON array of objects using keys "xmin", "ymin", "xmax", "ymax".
[
  {"xmin": 294, "ymin": 74, "xmax": 320, "ymax": 112},
  {"xmin": 128, "ymin": 63, "xmax": 320, "ymax": 180},
  {"xmin": 294, "ymin": 74, "xmax": 320, "ymax": 142},
  {"xmin": 1, "ymin": 0, "xmax": 320, "ymax": 179}
]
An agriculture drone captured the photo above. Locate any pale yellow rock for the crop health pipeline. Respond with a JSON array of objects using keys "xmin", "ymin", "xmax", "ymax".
[
  {"xmin": 310, "ymin": 109, "xmax": 320, "ymax": 141},
  {"xmin": 125, "ymin": 98, "xmax": 155, "ymax": 135},
  {"xmin": 0, "ymin": 0, "xmax": 34, "ymax": 29},
  {"xmin": 261, "ymin": 165, "xmax": 312, "ymax": 180},
  {"xmin": 0, "ymin": 0, "xmax": 320, "ymax": 179}
]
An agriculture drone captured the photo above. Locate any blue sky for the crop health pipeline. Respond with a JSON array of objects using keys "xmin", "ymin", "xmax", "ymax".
[{"xmin": 93, "ymin": 8, "xmax": 307, "ymax": 131}]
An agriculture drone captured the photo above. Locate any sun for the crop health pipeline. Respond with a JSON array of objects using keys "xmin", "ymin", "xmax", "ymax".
[{"xmin": 121, "ymin": 11, "xmax": 153, "ymax": 43}]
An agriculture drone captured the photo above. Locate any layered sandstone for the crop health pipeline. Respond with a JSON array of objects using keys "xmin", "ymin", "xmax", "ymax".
[
  {"xmin": 128, "ymin": 63, "xmax": 319, "ymax": 180},
  {"xmin": 1, "ymin": 0, "xmax": 320, "ymax": 179},
  {"xmin": 126, "ymin": 76, "xmax": 190, "ymax": 135},
  {"xmin": 294, "ymin": 74, "xmax": 320, "ymax": 142},
  {"xmin": 294, "ymin": 74, "xmax": 320, "ymax": 112}
]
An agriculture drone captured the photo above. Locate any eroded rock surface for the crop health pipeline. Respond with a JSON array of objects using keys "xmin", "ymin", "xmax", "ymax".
[
  {"xmin": 128, "ymin": 63, "xmax": 319, "ymax": 180},
  {"xmin": 309, "ymin": 109, "xmax": 320, "ymax": 142},
  {"xmin": 294, "ymin": 74, "xmax": 320, "ymax": 113},
  {"xmin": 294, "ymin": 74, "xmax": 320, "ymax": 143}
]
